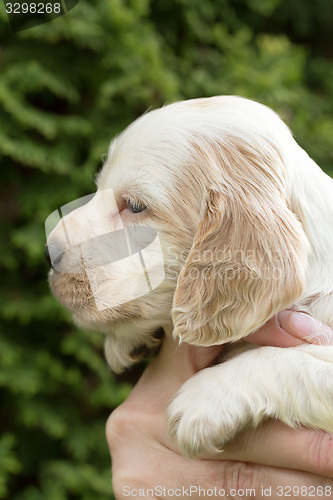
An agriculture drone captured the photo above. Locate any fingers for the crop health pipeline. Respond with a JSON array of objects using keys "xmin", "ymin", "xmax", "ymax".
[
  {"xmin": 108, "ymin": 397, "xmax": 333, "ymax": 499},
  {"xmin": 246, "ymin": 310, "xmax": 333, "ymax": 347},
  {"xmin": 213, "ymin": 421, "xmax": 333, "ymax": 480},
  {"xmin": 202, "ymin": 460, "xmax": 333, "ymax": 500},
  {"xmin": 108, "ymin": 408, "xmax": 333, "ymax": 500},
  {"xmin": 114, "ymin": 460, "xmax": 333, "ymax": 500},
  {"xmin": 245, "ymin": 313, "xmax": 305, "ymax": 347},
  {"xmin": 109, "ymin": 412, "xmax": 333, "ymax": 500},
  {"xmin": 279, "ymin": 310, "xmax": 333, "ymax": 346},
  {"xmin": 213, "ymin": 461, "xmax": 333, "ymax": 500}
]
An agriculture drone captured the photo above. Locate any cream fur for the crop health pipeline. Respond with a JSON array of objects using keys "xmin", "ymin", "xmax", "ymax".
[{"xmin": 47, "ymin": 96, "xmax": 333, "ymax": 457}]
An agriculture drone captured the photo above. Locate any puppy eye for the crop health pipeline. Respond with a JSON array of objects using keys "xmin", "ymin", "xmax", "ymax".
[{"xmin": 127, "ymin": 199, "xmax": 147, "ymax": 213}]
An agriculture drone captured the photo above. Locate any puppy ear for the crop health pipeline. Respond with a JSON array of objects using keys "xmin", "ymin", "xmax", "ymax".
[
  {"xmin": 104, "ymin": 328, "xmax": 163, "ymax": 373},
  {"xmin": 172, "ymin": 184, "xmax": 309, "ymax": 346},
  {"xmin": 104, "ymin": 334, "xmax": 138, "ymax": 373}
]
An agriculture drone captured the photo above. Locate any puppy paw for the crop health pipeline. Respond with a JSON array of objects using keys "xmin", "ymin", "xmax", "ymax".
[
  {"xmin": 167, "ymin": 366, "xmax": 259, "ymax": 459},
  {"xmin": 167, "ymin": 345, "xmax": 333, "ymax": 459}
]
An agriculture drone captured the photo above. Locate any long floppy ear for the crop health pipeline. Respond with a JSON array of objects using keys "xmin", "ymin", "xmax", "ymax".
[
  {"xmin": 104, "ymin": 327, "xmax": 164, "ymax": 373},
  {"xmin": 172, "ymin": 146, "xmax": 309, "ymax": 346}
]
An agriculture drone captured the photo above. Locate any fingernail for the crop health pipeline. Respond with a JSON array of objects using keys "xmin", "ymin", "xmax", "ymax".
[{"xmin": 278, "ymin": 310, "xmax": 316, "ymax": 340}]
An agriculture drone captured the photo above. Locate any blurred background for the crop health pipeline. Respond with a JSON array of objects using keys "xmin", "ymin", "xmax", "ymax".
[{"xmin": 1, "ymin": 1, "xmax": 333, "ymax": 498}]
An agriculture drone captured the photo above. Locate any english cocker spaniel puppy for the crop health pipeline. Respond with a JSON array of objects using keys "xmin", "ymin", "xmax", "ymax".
[{"xmin": 46, "ymin": 96, "xmax": 333, "ymax": 458}]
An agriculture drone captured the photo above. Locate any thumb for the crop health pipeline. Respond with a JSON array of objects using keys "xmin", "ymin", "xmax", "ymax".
[{"xmin": 278, "ymin": 310, "xmax": 333, "ymax": 346}]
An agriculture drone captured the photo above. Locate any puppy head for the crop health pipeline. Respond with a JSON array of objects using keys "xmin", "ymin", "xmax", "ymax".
[
  {"xmin": 47, "ymin": 96, "xmax": 310, "ymax": 368},
  {"xmin": 47, "ymin": 101, "xmax": 209, "ymax": 371}
]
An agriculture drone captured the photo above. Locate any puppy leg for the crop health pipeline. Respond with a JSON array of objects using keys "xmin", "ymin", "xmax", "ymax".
[{"xmin": 167, "ymin": 344, "xmax": 333, "ymax": 458}]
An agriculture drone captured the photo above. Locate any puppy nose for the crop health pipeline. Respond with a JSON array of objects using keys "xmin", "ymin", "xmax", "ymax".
[
  {"xmin": 45, "ymin": 244, "xmax": 52, "ymax": 266},
  {"xmin": 45, "ymin": 244, "xmax": 64, "ymax": 267}
]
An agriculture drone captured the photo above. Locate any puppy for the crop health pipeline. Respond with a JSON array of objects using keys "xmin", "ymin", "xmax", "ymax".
[{"xmin": 46, "ymin": 96, "xmax": 333, "ymax": 458}]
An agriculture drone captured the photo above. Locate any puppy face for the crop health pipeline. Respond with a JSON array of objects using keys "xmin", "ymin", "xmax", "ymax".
[
  {"xmin": 47, "ymin": 101, "xmax": 209, "ymax": 370},
  {"xmin": 47, "ymin": 96, "xmax": 310, "ymax": 371}
]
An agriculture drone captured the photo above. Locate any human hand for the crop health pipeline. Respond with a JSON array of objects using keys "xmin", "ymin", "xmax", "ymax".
[
  {"xmin": 106, "ymin": 312, "xmax": 333, "ymax": 499},
  {"xmin": 246, "ymin": 309, "xmax": 333, "ymax": 347}
]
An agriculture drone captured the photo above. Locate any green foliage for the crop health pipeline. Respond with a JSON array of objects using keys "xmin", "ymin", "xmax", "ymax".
[{"xmin": 0, "ymin": 0, "xmax": 332, "ymax": 498}]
